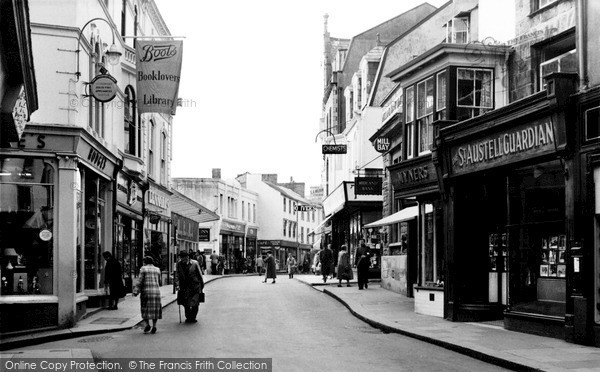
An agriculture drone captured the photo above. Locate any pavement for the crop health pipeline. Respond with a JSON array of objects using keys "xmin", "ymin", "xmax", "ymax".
[{"xmin": 3, "ymin": 273, "xmax": 600, "ymax": 371}]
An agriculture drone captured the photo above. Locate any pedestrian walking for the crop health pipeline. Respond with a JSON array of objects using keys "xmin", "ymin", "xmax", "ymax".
[
  {"xmin": 312, "ymin": 252, "xmax": 320, "ymax": 275},
  {"xmin": 336, "ymin": 245, "xmax": 353, "ymax": 287},
  {"xmin": 319, "ymin": 244, "xmax": 334, "ymax": 283},
  {"xmin": 355, "ymin": 240, "xmax": 371, "ymax": 290},
  {"xmin": 133, "ymin": 256, "xmax": 162, "ymax": 334},
  {"xmin": 196, "ymin": 252, "xmax": 206, "ymax": 275},
  {"xmin": 256, "ymin": 255, "xmax": 264, "ymax": 276},
  {"xmin": 263, "ymin": 251, "xmax": 276, "ymax": 284},
  {"xmin": 286, "ymin": 253, "xmax": 297, "ymax": 279},
  {"xmin": 210, "ymin": 250, "xmax": 218, "ymax": 275},
  {"xmin": 176, "ymin": 251, "xmax": 204, "ymax": 323},
  {"xmin": 217, "ymin": 255, "xmax": 225, "ymax": 275},
  {"xmin": 102, "ymin": 251, "xmax": 125, "ymax": 310}
]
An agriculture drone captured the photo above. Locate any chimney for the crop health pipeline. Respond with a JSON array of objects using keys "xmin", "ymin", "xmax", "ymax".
[
  {"xmin": 261, "ymin": 174, "xmax": 278, "ymax": 184},
  {"xmin": 212, "ymin": 168, "xmax": 221, "ymax": 179}
]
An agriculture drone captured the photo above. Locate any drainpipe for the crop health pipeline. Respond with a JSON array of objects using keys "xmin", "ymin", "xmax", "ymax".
[{"xmin": 576, "ymin": 0, "xmax": 588, "ymax": 90}]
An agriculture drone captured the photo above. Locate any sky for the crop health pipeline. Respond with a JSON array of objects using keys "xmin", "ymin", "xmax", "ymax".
[{"xmin": 154, "ymin": 0, "xmax": 513, "ymax": 189}]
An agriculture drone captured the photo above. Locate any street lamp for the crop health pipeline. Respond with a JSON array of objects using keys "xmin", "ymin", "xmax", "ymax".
[{"xmin": 76, "ymin": 17, "xmax": 122, "ymax": 81}]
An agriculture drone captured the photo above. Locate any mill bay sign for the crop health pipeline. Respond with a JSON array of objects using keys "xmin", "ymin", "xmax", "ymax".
[{"xmin": 450, "ymin": 118, "xmax": 558, "ymax": 176}]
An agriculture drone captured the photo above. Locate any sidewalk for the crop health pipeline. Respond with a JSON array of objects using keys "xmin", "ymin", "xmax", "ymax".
[
  {"xmin": 0, "ymin": 275, "xmax": 223, "ymax": 351},
  {"xmin": 294, "ymin": 273, "xmax": 600, "ymax": 372}
]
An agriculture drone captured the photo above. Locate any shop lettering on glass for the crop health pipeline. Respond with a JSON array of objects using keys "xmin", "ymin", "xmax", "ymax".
[
  {"xmin": 452, "ymin": 121, "xmax": 555, "ymax": 172},
  {"xmin": 87, "ymin": 148, "xmax": 107, "ymax": 170},
  {"xmin": 222, "ymin": 221, "xmax": 243, "ymax": 232}
]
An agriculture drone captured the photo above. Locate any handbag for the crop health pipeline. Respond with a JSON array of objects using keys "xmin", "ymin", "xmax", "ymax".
[{"xmin": 199, "ymin": 291, "xmax": 205, "ymax": 303}]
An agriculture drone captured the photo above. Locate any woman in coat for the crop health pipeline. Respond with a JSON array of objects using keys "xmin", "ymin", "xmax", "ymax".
[
  {"xmin": 263, "ymin": 251, "xmax": 276, "ymax": 284},
  {"xmin": 133, "ymin": 256, "xmax": 162, "ymax": 334},
  {"xmin": 286, "ymin": 253, "xmax": 297, "ymax": 279},
  {"xmin": 336, "ymin": 245, "xmax": 353, "ymax": 287}
]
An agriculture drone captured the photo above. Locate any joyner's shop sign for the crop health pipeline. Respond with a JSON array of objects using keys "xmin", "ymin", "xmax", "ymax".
[{"xmin": 450, "ymin": 118, "xmax": 560, "ymax": 176}]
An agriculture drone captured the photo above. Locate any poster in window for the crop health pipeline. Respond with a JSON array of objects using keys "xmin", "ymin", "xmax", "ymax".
[
  {"xmin": 549, "ymin": 264, "xmax": 558, "ymax": 277},
  {"xmin": 489, "ymin": 234, "xmax": 497, "ymax": 246},
  {"xmin": 558, "ymin": 235, "xmax": 566, "ymax": 250},
  {"xmin": 540, "ymin": 264, "xmax": 549, "ymax": 277},
  {"xmin": 541, "ymin": 250, "xmax": 549, "ymax": 264},
  {"xmin": 557, "ymin": 264, "xmax": 566, "ymax": 277},
  {"xmin": 541, "ymin": 237, "xmax": 548, "ymax": 249},
  {"xmin": 501, "ymin": 233, "xmax": 507, "ymax": 249},
  {"xmin": 548, "ymin": 249, "xmax": 557, "ymax": 264},
  {"xmin": 490, "ymin": 257, "xmax": 497, "ymax": 271},
  {"xmin": 558, "ymin": 250, "xmax": 566, "ymax": 263},
  {"xmin": 549, "ymin": 236, "xmax": 558, "ymax": 249}
]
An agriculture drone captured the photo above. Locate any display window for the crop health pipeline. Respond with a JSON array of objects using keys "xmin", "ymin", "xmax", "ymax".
[
  {"xmin": 0, "ymin": 157, "xmax": 55, "ymax": 296},
  {"xmin": 115, "ymin": 214, "xmax": 142, "ymax": 291},
  {"xmin": 83, "ymin": 171, "xmax": 109, "ymax": 291}
]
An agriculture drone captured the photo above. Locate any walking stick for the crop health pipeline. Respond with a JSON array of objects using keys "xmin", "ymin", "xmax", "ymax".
[{"xmin": 178, "ymin": 303, "xmax": 181, "ymax": 323}]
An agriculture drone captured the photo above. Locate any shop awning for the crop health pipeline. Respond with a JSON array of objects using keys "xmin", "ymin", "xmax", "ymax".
[
  {"xmin": 312, "ymin": 214, "xmax": 332, "ymax": 235},
  {"xmin": 363, "ymin": 205, "xmax": 432, "ymax": 228}
]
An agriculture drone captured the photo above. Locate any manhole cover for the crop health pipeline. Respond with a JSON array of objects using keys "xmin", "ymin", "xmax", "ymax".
[
  {"xmin": 90, "ymin": 317, "xmax": 128, "ymax": 325},
  {"xmin": 78, "ymin": 335, "xmax": 113, "ymax": 343}
]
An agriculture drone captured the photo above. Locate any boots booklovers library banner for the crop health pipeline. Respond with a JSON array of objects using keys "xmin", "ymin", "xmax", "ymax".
[{"xmin": 136, "ymin": 40, "xmax": 183, "ymax": 115}]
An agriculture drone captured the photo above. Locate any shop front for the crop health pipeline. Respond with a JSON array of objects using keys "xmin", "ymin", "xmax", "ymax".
[
  {"xmin": 220, "ymin": 219, "xmax": 246, "ymax": 274},
  {"xmin": 246, "ymin": 227, "xmax": 258, "ymax": 272},
  {"xmin": 436, "ymin": 74, "xmax": 576, "ymax": 339},
  {"xmin": 145, "ymin": 184, "xmax": 172, "ymax": 284},
  {"xmin": 257, "ymin": 240, "xmax": 281, "ymax": 270},
  {"xmin": 114, "ymin": 172, "xmax": 144, "ymax": 292},
  {"xmin": 0, "ymin": 126, "xmax": 117, "ymax": 333}
]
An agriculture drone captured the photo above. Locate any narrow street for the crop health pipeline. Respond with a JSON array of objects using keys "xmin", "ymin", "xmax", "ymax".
[{"xmin": 13, "ymin": 277, "xmax": 508, "ymax": 372}]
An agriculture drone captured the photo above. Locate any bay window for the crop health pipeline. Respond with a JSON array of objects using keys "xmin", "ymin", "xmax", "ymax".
[
  {"xmin": 405, "ymin": 86, "xmax": 415, "ymax": 159},
  {"xmin": 456, "ymin": 68, "xmax": 493, "ymax": 121},
  {"xmin": 417, "ymin": 77, "xmax": 434, "ymax": 155}
]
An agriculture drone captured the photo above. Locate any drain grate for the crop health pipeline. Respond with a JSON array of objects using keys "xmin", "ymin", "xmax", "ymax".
[
  {"xmin": 90, "ymin": 317, "xmax": 128, "ymax": 325},
  {"xmin": 78, "ymin": 335, "xmax": 113, "ymax": 343}
]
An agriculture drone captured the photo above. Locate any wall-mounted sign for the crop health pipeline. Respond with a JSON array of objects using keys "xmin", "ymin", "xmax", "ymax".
[
  {"xmin": 355, "ymin": 177, "xmax": 382, "ymax": 195},
  {"xmin": 199, "ymin": 228, "xmax": 210, "ymax": 242},
  {"xmin": 39, "ymin": 229, "xmax": 52, "ymax": 242},
  {"xmin": 147, "ymin": 189, "xmax": 169, "ymax": 210},
  {"xmin": 449, "ymin": 117, "xmax": 559, "ymax": 176},
  {"xmin": 295, "ymin": 205, "xmax": 318, "ymax": 212},
  {"xmin": 90, "ymin": 74, "xmax": 118, "ymax": 103},
  {"xmin": 373, "ymin": 136, "xmax": 391, "ymax": 153},
  {"xmin": 322, "ymin": 144, "xmax": 347, "ymax": 154}
]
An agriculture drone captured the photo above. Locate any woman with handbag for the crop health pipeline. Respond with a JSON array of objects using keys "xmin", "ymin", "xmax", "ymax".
[
  {"xmin": 133, "ymin": 256, "xmax": 162, "ymax": 334},
  {"xmin": 336, "ymin": 245, "xmax": 353, "ymax": 287}
]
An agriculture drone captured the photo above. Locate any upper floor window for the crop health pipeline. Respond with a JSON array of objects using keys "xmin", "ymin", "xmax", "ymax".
[
  {"xmin": 585, "ymin": 106, "xmax": 600, "ymax": 142},
  {"xmin": 533, "ymin": 0, "xmax": 558, "ymax": 12},
  {"xmin": 283, "ymin": 220, "xmax": 287, "ymax": 237},
  {"xmin": 283, "ymin": 197, "xmax": 286, "ymax": 212},
  {"xmin": 444, "ymin": 17, "xmax": 470, "ymax": 44},
  {"xmin": 242, "ymin": 201, "xmax": 246, "ymax": 220},
  {"xmin": 405, "ymin": 86, "xmax": 415, "ymax": 159},
  {"xmin": 148, "ymin": 120, "xmax": 155, "ymax": 176},
  {"xmin": 124, "ymin": 86, "xmax": 137, "ymax": 156},
  {"xmin": 417, "ymin": 77, "xmax": 434, "ymax": 155},
  {"xmin": 160, "ymin": 131, "xmax": 167, "ymax": 183},
  {"xmin": 436, "ymin": 71, "xmax": 447, "ymax": 120},
  {"xmin": 456, "ymin": 68, "xmax": 493, "ymax": 121}
]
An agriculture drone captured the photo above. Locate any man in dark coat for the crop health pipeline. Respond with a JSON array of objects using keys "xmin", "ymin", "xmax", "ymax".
[
  {"xmin": 319, "ymin": 245, "xmax": 334, "ymax": 283},
  {"xmin": 103, "ymin": 251, "xmax": 124, "ymax": 310},
  {"xmin": 176, "ymin": 251, "xmax": 204, "ymax": 323},
  {"xmin": 263, "ymin": 251, "xmax": 277, "ymax": 284},
  {"xmin": 355, "ymin": 240, "xmax": 371, "ymax": 290}
]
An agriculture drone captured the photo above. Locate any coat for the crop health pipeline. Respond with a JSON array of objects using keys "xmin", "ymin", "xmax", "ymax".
[
  {"xmin": 176, "ymin": 259, "xmax": 204, "ymax": 308},
  {"xmin": 104, "ymin": 257, "xmax": 125, "ymax": 298},
  {"xmin": 137, "ymin": 264, "xmax": 162, "ymax": 320},
  {"xmin": 336, "ymin": 251, "xmax": 353, "ymax": 280},
  {"xmin": 319, "ymin": 248, "xmax": 333, "ymax": 276},
  {"xmin": 264, "ymin": 255, "xmax": 277, "ymax": 279},
  {"xmin": 286, "ymin": 257, "xmax": 297, "ymax": 274}
]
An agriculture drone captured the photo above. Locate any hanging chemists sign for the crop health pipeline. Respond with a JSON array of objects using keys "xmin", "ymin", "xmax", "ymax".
[
  {"xmin": 136, "ymin": 40, "xmax": 183, "ymax": 115},
  {"xmin": 450, "ymin": 117, "xmax": 560, "ymax": 176}
]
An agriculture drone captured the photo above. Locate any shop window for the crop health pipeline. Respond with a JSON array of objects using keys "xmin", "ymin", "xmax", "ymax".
[
  {"xmin": 444, "ymin": 17, "xmax": 470, "ymax": 44},
  {"xmin": 585, "ymin": 106, "xmax": 600, "ymax": 141},
  {"xmin": 417, "ymin": 77, "xmax": 434, "ymax": 155},
  {"xmin": 456, "ymin": 68, "xmax": 493, "ymax": 121},
  {"xmin": 84, "ymin": 174, "xmax": 108, "ymax": 290},
  {"xmin": 0, "ymin": 158, "xmax": 54, "ymax": 295}
]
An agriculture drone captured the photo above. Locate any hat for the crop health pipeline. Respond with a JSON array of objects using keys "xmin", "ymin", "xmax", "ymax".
[{"xmin": 178, "ymin": 251, "xmax": 189, "ymax": 257}]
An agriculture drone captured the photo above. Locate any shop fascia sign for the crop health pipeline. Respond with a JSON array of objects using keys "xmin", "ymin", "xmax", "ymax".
[
  {"xmin": 294, "ymin": 205, "xmax": 319, "ymax": 212},
  {"xmin": 147, "ymin": 189, "xmax": 169, "ymax": 210},
  {"xmin": 450, "ymin": 117, "xmax": 557, "ymax": 176},
  {"xmin": 354, "ymin": 177, "xmax": 382, "ymax": 195},
  {"xmin": 258, "ymin": 240, "xmax": 280, "ymax": 247},
  {"xmin": 322, "ymin": 144, "xmax": 347, "ymax": 154},
  {"xmin": 221, "ymin": 220, "xmax": 244, "ymax": 233}
]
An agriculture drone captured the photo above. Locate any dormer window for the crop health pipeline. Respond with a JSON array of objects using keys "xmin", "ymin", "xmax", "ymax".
[{"xmin": 444, "ymin": 17, "xmax": 470, "ymax": 44}]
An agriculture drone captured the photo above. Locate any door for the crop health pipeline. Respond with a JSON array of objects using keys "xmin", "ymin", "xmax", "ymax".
[{"xmin": 488, "ymin": 232, "xmax": 508, "ymax": 305}]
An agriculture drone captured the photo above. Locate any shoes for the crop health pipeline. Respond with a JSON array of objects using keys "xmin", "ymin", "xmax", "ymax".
[
  {"xmin": 113, "ymin": 305, "xmax": 118, "ymax": 310},
  {"xmin": 346, "ymin": 284, "xmax": 351, "ymax": 287},
  {"xmin": 263, "ymin": 280, "xmax": 267, "ymax": 283},
  {"xmin": 143, "ymin": 325, "xmax": 151, "ymax": 333},
  {"xmin": 271, "ymin": 281, "xmax": 276, "ymax": 284},
  {"xmin": 151, "ymin": 327, "xmax": 157, "ymax": 334},
  {"xmin": 185, "ymin": 319, "xmax": 197, "ymax": 323},
  {"xmin": 359, "ymin": 288, "xmax": 364, "ymax": 290},
  {"xmin": 365, "ymin": 283, "xmax": 368, "ymax": 289},
  {"xmin": 337, "ymin": 284, "xmax": 342, "ymax": 287}
]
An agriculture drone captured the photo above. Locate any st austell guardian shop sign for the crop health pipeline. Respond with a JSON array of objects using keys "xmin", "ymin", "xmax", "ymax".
[{"xmin": 136, "ymin": 41, "xmax": 183, "ymax": 115}]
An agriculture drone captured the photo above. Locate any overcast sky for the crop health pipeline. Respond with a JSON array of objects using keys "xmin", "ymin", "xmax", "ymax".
[{"xmin": 155, "ymin": 0, "xmax": 513, "ymax": 189}]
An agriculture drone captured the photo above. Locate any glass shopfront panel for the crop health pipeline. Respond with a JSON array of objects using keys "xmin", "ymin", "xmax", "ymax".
[
  {"xmin": 0, "ymin": 157, "xmax": 54, "ymax": 295},
  {"xmin": 84, "ymin": 171, "xmax": 109, "ymax": 290},
  {"xmin": 115, "ymin": 214, "xmax": 142, "ymax": 291}
]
